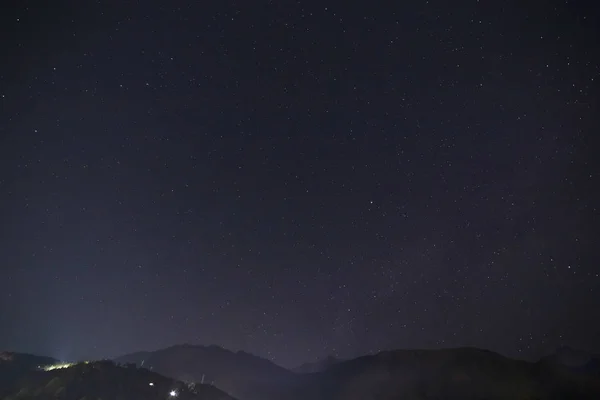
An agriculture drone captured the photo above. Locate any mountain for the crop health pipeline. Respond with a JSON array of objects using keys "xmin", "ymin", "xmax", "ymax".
[
  {"xmin": 0, "ymin": 352, "xmax": 58, "ymax": 397},
  {"xmin": 0, "ymin": 357, "xmax": 235, "ymax": 400},
  {"xmin": 115, "ymin": 344, "xmax": 296, "ymax": 400},
  {"xmin": 0, "ymin": 351, "xmax": 57, "ymax": 369},
  {"xmin": 290, "ymin": 347, "xmax": 535, "ymax": 400},
  {"xmin": 298, "ymin": 347, "xmax": 600, "ymax": 400},
  {"xmin": 293, "ymin": 355, "xmax": 341, "ymax": 373},
  {"xmin": 539, "ymin": 346, "xmax": 600, "ymax": 376},
  {"xmin": 115, "ymin": 345, "xmax": 600, "ymax": 400}
]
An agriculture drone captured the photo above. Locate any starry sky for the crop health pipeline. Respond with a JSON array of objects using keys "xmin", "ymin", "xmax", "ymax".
[{"xmin": 0, "ymin": 1, "xmax": 598, "ymax": 368}]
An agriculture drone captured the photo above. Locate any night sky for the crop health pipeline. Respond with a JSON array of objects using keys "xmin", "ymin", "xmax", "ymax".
[{"xmin": 1, "ymin": 1, "xmax": 598, "ymax": 368}]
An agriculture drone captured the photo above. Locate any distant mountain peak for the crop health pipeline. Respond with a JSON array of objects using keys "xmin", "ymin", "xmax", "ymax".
[
  {"xmin": 0, "ymin": 351, "xmax": 58, "ymax": 368},
  {"xmin": 114, "ymin": 343, "xmax": 295, "ymax": 400}
]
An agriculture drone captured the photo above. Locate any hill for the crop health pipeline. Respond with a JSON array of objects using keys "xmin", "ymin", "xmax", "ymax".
[
  {"xmin": 115, "ymin": 344, "xmax": 295, "ymax": 400},
  {"xmin": 538, "ymin": 346, "xmax": 600, "ymax": 377},
  {"xmin": 0, "ymin": 352, "xmax": 57, "ymax": 368},
  {"xmin": 294, "ymin": 347, "xmax": 600, "ymax": 400},
  {"xmin": 0, "ymin": 356, "xmax": 235, "ymax": 400},
  {"xmin": 0, "ymin": 352, "xmax": 59, "ymax": 398}
]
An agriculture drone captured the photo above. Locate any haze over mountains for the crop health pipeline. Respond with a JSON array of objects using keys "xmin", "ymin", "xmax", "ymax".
[
  {"xmin": 2, "ymin": 345, "xmax": 600, "ymax": 400},
  {"xmin": 292, "ymin": 355, "xmax": 342, "ymax": 374}
]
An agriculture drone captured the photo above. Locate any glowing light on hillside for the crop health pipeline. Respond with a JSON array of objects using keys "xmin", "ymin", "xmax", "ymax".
[
  {"xmin": 43, "ymin": 363, "xmax": 75, "ymax": 371},
  {"xmin": 42, "ymin": 361, "xmax": 89, "ymax": 371},
  {"xmin": 169, "ymin": 390, "xmax": 178, "ymax": 397}
]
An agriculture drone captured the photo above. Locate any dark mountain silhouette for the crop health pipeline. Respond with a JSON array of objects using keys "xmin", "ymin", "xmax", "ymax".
[
  {"xmin": 4, "ymin": 346, "xmax": 600, "ymax": 400},
  {"xmin": 293, "ymin": 355, "xmax": 341, "ymax": 373},
  {"xmin": 0, "ymin": 355, "xmax": 235, "ymax": 400},
  {"xmin": 114, "ymin": 344, "xmax": 296, "ymax": 400},
  {"xmin": 293, "ymin": 347, "xmax": 600, "ymax": 400},
  {"xmin": 115, "ymin": 345, "xmax": 600, "ymax": 400},
  {"xmin": 537, "ymin": 346, "xmax": 600, "ymax": 382},
  {"xmin": 0, "ymin": 352, "xmax": 58, "ymax": 397},
  {"xmin": 545, "ymin": 346, "xmax": 596, "ymax": 366},
  {"xmin": 0, "ymin": 351, "xmax": 57, "ymax": 369}
]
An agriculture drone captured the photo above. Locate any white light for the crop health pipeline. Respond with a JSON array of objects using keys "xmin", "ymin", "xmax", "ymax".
[
  {"xmin": 169, "ymin": 390, "xmax": 178, "ymax": 397},
  {"xmin": 149, "ymin": 382, "xmax": 154, "ymax": 386},
  {"xmin": 43, "ymin": 363, "xmax": 75, "ymax": 371}
]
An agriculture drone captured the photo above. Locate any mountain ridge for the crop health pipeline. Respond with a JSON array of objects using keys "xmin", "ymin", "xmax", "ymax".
[
  {"xmin": 115, "ymin": 343, "xmax": 295, "ymax": 400},
  {"xmin": 114, "ymin": 344, "xmax": 600, "ymax": 400},
  {"xmin": 3, "ymin": 345, "xmax": 600, "ymax": 400},
  {"xmin": 0, "ymin": 355, "xmax": 236, "ymax": 400}
]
